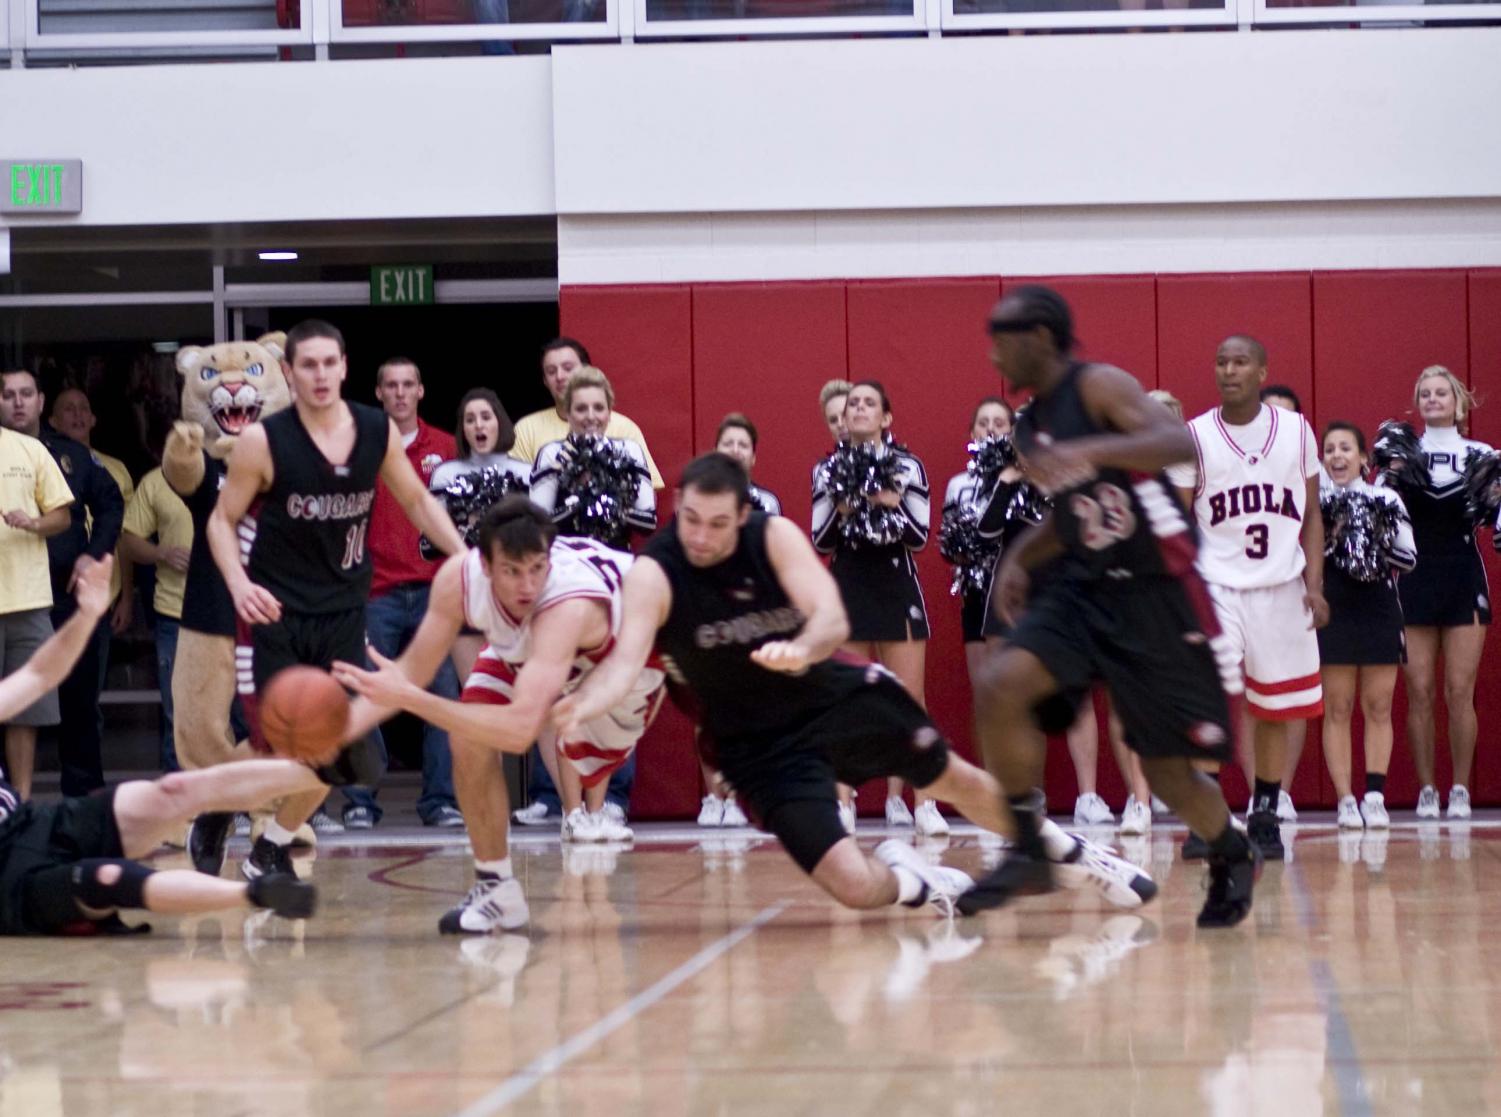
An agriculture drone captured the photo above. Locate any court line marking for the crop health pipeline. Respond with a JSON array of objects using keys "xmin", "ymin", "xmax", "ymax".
[{"xmin": 451, "ymin": 899, "xmax": 790, "ymax": 1117}]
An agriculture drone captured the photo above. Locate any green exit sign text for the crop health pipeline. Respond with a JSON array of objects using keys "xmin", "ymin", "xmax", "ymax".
[
  {"xmin": 371, "ymin": 265, "xmax": 434, "ymax": 307},
  {"xmin": 1, "ymin": 160, "xmax": 83, "ymax": 215}
]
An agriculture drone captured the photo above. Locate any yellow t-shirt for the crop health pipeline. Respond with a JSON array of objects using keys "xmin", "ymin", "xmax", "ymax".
[
  {"xmin": 510, "ymin": 407, "xmax": 664, "ymax": 489},
  {"xmin": 122, "ymin": 467, "xmax": 192, "ymax": 620},
  {"xmin": 94, "ymin": 451, "xmax": 134, "ymax": 603},
  {"xmin": 0, "ymin": 429, "xmax": 75, "ymax": 614}
]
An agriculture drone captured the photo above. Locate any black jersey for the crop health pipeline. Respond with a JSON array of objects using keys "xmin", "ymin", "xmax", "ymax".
[
  {"xmin": 1013, "ymin": 362, "xmax": 1196, "ymax": 583},
  {"xmin": 246, "ymin": 403, "xmax": 388, "ymax": 615},
  {"xmin": 644, "ymin": 513, "xmax": 866, "ymax": 743}
]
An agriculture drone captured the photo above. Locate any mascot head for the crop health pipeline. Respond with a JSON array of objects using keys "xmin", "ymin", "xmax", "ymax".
[{"xmin": 175, "ymin": 332, "xmax": 292, "ymax": 459}]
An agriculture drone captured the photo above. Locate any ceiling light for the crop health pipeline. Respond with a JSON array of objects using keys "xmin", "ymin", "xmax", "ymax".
[{"xmin": 258, "ymin": 250, "xmax": 298, "ymax": 261}]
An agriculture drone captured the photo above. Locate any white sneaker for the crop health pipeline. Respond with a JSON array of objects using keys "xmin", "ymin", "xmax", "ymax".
[
  {"xmin": 1119, "ymin": 796, "xmax": 1152, "ymax": 837},
  {"xmin": 1416, "ymin": 785, "xmax": 1440, "ymax": 819},
  {"xmin": 697, "ymin": 795, "xmax": 725, "ymax": 827},
  {"xmin": 885, "ymin": 796, "xmax": 915, "ymax": 827},
  {"xmin": 913, "ymin": 801, "xmax": 950, "ymax": 836},
  {"xmin": 838, "ymin": 798, "xmax": 857, "ymax": 836},
  {"xmin": 439, "ymin": 875, "xmax": 529, "ymax": 933},
  {"xmin": 874, "ymin": 839, "xmax": 974, "ymax": 918},
  {"xmin": 513, "ymin": 801, "xmax": 553, "ymax": 826},
  {"xmin": 562, "ymin": 807, "xmax": 598, "ymax": 843},
  {"xmin": 1277, "ymin": 789, "xmax": 1298, "ymax": 823},
  {"xmin": 591, "ymin": 808, "xmax": 634, "ymax": 843},
  {"xmin": 1040, "ymin": 820, "xmax": 1157, "ymax": 909},
  {"xmin": 1073, "ymin": 793, "xmax": 1114, "ymax": 826},
  {"xmin": 720, "ymin": 798, "xmax": 749, "ymax": 828},
  {"xmin": 1150, "ymin": 795, "xmax": 1168, "ymax": 815},
  {"xmin": 1360, "ymin": 791, "xmax": 1390, "ymax": 829},
  {"xmin": 1336, "ymin": 795, "xmax": 1363, "ymax": 830},
  {"xmin": 1447, "ymin": 785, "xmax": 1472, "ymax": 820}
]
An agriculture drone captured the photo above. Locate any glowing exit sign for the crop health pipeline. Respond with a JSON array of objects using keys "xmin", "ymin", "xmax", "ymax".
[
  {"xmin": 1, "ymin": 160, "xmax": 83, "ymax": 215},
  {"xmin": 370, "ymin": 265, "xmax": 434, "ymax": 307}
]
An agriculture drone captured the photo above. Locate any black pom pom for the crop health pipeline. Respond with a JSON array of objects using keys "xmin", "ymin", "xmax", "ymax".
[
  {"xmin": 1371, "ymin": 421, "xmax": 1430, "ymax": 491},
  {"xmin": 816, "ymin": 435, "xmax": 912, "ymax": 550},
  {"xmin": 1321, "ymin": 487, "xmax": 1407, "ymax": 583},
  {"xmin": 556, "ymin": 434, "xmax": 647, "ymax": 548},
  {"xmin": 421, "ymin": 465, "xmax": 529, "ymax": 559},
  {"xmin": 1462, "ymin": 447, "xmax": 1501, "ymax": 530}
]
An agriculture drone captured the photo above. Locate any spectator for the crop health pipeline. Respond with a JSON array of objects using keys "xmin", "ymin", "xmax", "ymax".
[
  {"xmin": 0, "ymin": 370, "xmax": 124, "ymax": 797},
  {"xmin": 348, "ymin": 357, "xmax": 465, "ymax": 830},
  {"xmin": 0, "ymin": 409, "xmax": 74, "ymax": 799},
  {"xmin": 120, "ymin": 466, "xmax": 192, "ymax": 771},
  {"xmin": 510, "ymin": 338, "xmax": 663, "ymax": 489},
  {"xmin": 715, "ymin": 413, "xmax": 781, "ymax": 516}
]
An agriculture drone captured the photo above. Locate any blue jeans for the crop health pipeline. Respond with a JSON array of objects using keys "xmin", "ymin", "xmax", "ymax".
[
  {"xmin": 472, "ymin": 0, "xmax": 517, "ymax": 56},
  {"xmin": 526, "ymin": 745, "xmax": 634, "ymax": 815},
  {"xmin": 155, "ymin": 616, "xmax": 180, "ymax": 772},
  {"xmin": 347, "ymin": 584, "xmax": 460, "ymax": 823}
]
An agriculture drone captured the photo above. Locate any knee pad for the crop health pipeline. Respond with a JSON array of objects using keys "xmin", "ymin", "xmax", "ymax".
[{"xmin": 72, "ymin": 859, "xmax": 155, "ymax": 912}]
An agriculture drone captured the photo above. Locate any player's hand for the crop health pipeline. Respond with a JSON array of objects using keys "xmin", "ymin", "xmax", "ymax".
[
  {"xmin": 993, "ymin": 557, "xmax": 1030, "ymax": 627},
  {"xmin": 1020, "ymin": 438, "xmax": 1097, "ymax": 495},
  {"xmin": 110, "ymin": 593, "xmax": 132, "ymax": 636},
  {"xmin": 72, "ymin": 556, "xmax": 113, "ymax": 620},
  {"xmin": 3, "ymin": 509, "xmax": 38, "ymax": 532},
  {"xmin": 233, "ymin": 581, "xmax": 282, "ymax": 626},
  {"xmin": 551, "ymin": 691, "xmax": 603, "ymax": 741},
  {"xmin": 1304, "ymin": 589, "xmax": 1330, "ymax": 630},
  {"xmin": 330, "ymin": 648, "xmax": 413, "ymax": 708},
  {"xmin": 750, "ymin": 640, "xmax": 811, "ymax": 675},
  {"xmin": 162, "ymin": 545, "xmax": 192, "ymax": 574}
]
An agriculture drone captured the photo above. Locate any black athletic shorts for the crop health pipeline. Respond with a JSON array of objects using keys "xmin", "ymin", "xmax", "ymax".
[
  {"xmin": 0, "ymin": 789, "xmax": 122, "ymax": 935},
  {"xmin": 715, "ymin": 670, "xmax": 951, "ymax": 874},
  {"xmin": 1006, "ymin": 574, "xmax": 1235, "ymax": 764},
  {"xmin": 237, "ymin": 606, "xmax": 384, "ymax": 783}
]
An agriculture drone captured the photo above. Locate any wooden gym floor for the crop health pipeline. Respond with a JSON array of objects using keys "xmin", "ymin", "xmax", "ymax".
[{"xmin": 1, "ymin": 816, "xmax": 1498, "ymax": 1117}]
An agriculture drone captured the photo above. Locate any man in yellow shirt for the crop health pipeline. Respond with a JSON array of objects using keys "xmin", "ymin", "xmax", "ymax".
[
  {"xmin": 0, "ymin": 422, "xmax": 75, "ymax": 799},
  {"xmin": 509, "ymin": 338, "xmax": 663, "ymax": 489},
  {"xmin": 121, "ymin": 468, "xmax": 192, "ymax": 773}
]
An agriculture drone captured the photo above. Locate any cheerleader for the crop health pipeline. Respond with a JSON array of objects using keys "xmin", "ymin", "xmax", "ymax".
[
  {"xmin": 530, "ymin": 367, "xmax": 657, "ymax": 550},
  {"xmin": 1393, "ymin": 366, "xmax": 1491, "ymax": 819},
  {"xmin": 812, "ymin": 380, "xmax": 942, "ymax": 834},
  {"xmin": 1319, "ymin": 422, "xmax": 1416, "ymax": 829},
  {"xmin": 429, "ymin": 388, "xmax": 531, "ymax": 683},
  {"xmin": 820, "ymin": 379, "xmax": 853, "ymax": 444}
]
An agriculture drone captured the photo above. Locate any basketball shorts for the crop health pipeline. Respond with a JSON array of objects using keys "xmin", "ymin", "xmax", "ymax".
[
  {"xmin": 714, "ymin": 670, "xmax": 953, "ymax": 873},
  {"xmin": 1006, "ymin": 574, "xmax": 1236, "ymax": 763},
  {"xmin": 1208, "ymin": 578, "xmax": 1324, "ymax": 721},
  {"xmin": 0, "ymin": 789, "xmax": 123, "ymax": 935},
  {"xmin": 462, "ymin": 649, "xmax": 666, "ymax": 788}
]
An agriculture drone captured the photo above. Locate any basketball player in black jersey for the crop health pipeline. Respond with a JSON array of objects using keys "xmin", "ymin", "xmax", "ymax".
[
  {"xmin": 964, "ymin": 286, "xmax": 1259, "ymax": 928},
  {"xmin": 206, "ymin": 320, "xmax": 465, "ymax": 881},
  {"xmin": 555, "ymin": 454, "xmax": 1158, "ymax": 917}
]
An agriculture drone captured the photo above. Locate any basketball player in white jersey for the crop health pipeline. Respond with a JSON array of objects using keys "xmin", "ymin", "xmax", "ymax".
[
  {"xmin": 1167, "ymin": 336, "xmax": 1328, "ymax": 861},
  {"xmin": 332, "ymin": 497, "xmax": 665, "ymax": 933}
]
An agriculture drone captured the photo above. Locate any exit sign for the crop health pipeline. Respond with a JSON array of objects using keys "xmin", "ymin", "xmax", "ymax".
[
  {"xmin": 2, "ymin": 160, "xmax": 83, "ymax": 215},
  {"xmin": 371, "ymin": 265, "xmax": 434, "ymax": 307}
]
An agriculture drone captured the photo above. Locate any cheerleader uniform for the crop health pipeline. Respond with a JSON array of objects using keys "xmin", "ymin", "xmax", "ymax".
[
  {"xmin": 1396, "ymin": 426, "xmax": 1493, "ymax": 626},
  {"xmin": 812, "ymin": 441, "xmax": 930, "ymax": 642},
  {"xmin": 978, "ymin": 476, "xmax": 1046, "ymax": 641},
  {"xmin": 1318, "ymin": 478, "xmax": 1417, "ymax": 665},
  {"xmin": 530, "ymin": 436, "xmax": 657, "ymax": 548},
  {"xmin": 748, "ymin": 482, "xmax": 782, "ymax": 517},
  {"xmin": 941, "ymin": 469, "xmax": 998, "ymax": 644},
  {"xmin": 429, "ymin": 451, "xmax": 531, "ymax": 498}
]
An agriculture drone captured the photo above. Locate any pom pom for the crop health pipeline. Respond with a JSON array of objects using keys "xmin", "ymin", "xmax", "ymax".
[
  {"xmin": 1003, "ymin": 481, "xmax": 1050, "ymax": 529},
  {"xmin": 938, "ymin": 506, "xmax": 998, "ymax": 597},
  {"xmin": 1371, "ymin": 420, "xmax": 1430, "ymax": 491},
  {"xmin": 1321, "ymin": 487, "xmax": 1407, "ymax": 583},
  {"xmin": 421, "ymin": 465, "xmax": 529, "ymax": 559},
  {"xmin": 816, "ymin": 435, "xmax": 913, "ymax": 550},
  {"xmin": 966, "ymin": 434, "xmax": 1019, "ymax": 487},
  {"xmin": 557, "ymin": 434, "xmax": 646, "ymax": 548},
  {"xmin": 1463, "ymin": 447, "xmax": 1501, "ymax": 530}
]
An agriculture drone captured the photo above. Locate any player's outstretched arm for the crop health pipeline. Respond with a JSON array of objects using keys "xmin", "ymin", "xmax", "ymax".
[
  {"xmin": 553, "ymin": 558, "xmax": 671, "ymax": 734},
  {"xmin": 381, "ymin": 418, "xmax": 465, "ymax": 557},
  {"xmin": 0, "ymin": 556, "xmax": 113, "ymax": 723},
  {"xmin": 206, "ymin": 424, "xmax": 281, "ymax": 625},
  {"xmin": 334, "ymin": 554, "xmax": 468, "ymax": 741},
  {"xmin": 1062, "ymin": 365, "xmax": 1196, "ymax": 476},
  {"xmin": 754, "ymin": 516, "xmax": 850, "ymax": 673}
]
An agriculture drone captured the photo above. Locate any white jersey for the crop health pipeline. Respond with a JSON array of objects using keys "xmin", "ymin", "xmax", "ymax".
[
  {"xmin": 1178, "ymin": 404, "xmax": 1321, "ymax": 589},
  {"xmin": 461, "ymin": 536, "xmax": 633, "ymax": 670}
]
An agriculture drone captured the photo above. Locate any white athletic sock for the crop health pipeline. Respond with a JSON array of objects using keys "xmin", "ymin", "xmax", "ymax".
[
  {"xmin": 263, "ymin": 819, "xmax": 296, "ymax": 847},
  {"xmin": 475, "ymin": 857, "xmax": 512, "ymax": 880},
  {"xmin": 1037, "ymin": 818, "xmax": 1078, "ymax": 861},
  {"xmin": 889, "ymin": 864, "xmax": 926, "ymax": 906}
]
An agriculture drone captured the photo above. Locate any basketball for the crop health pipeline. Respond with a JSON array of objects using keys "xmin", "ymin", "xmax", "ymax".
[{"xmin": 260, "ymin": 667, "xmax": 348, "ymax": 763}]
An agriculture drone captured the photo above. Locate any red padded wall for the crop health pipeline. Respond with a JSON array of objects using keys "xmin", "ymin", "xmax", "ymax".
[
  {"xmin": 1005, "ymin": 275, "xmax": 1158, "ymax": 389},
  {"xmin": 1156, "ymin": 273, "xmax": 1315, "ymax": 423}
]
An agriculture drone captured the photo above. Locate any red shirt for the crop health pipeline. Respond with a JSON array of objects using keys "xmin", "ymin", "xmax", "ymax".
[{"xmin": 369, "ymin": 419, "xmax": 456, "ymax": 596}]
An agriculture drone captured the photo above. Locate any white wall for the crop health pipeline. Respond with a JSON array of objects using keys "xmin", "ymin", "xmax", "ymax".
[
  {"xmin": 551, "ymin": 30, "xmax": 1501, "ymax": 215},
  {"xmin": 0, "ymin": 56, "xmax": 555, "ymax": 226}
]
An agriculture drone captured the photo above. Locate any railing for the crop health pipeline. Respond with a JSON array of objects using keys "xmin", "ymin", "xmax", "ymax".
[{"xmin": 8, "ymin": 0, "xmax": 1500, "ymax": 65}]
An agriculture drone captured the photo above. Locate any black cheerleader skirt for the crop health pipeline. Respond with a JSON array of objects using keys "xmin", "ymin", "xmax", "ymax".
[
  {"xmin": 1320, "ymin": 566, "xmax": 1407, "ymax": 666},
  {"xmin": 1397, "ymin": 549, "xmax": 1491, "ymax": 627},
  {"xmin": 831, "ymin": 545, "xmax": 931, "ymax": 642}
]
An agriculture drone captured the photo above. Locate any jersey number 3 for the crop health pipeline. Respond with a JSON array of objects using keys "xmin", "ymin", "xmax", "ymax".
[
  {"xmin": 1070, "ymin": 484, "xmax": 1137, "ymax": 551},
  {"xmin": 1244, "ymin": 523, "xmax": 1268, "ymax": 560}
]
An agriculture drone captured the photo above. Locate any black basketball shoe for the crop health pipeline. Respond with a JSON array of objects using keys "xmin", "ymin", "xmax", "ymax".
[
  {"xmin": 241, "ymin": 836, "xmax": 295, "ymax": 882},
  {"xmin": 1197, "ymin": 841, "xmax": 1263, "ymax": 929},
  {"xmin": 1246, "ymin": 810, "xmax": 1285, "ymax": 861},
  {"xmin": 248, "ymin": 873, "xmax": 318, "ymax": 919},
  {"xmin": 188, "ymin": 811, "xmax": 234, "ymax": 876}
]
